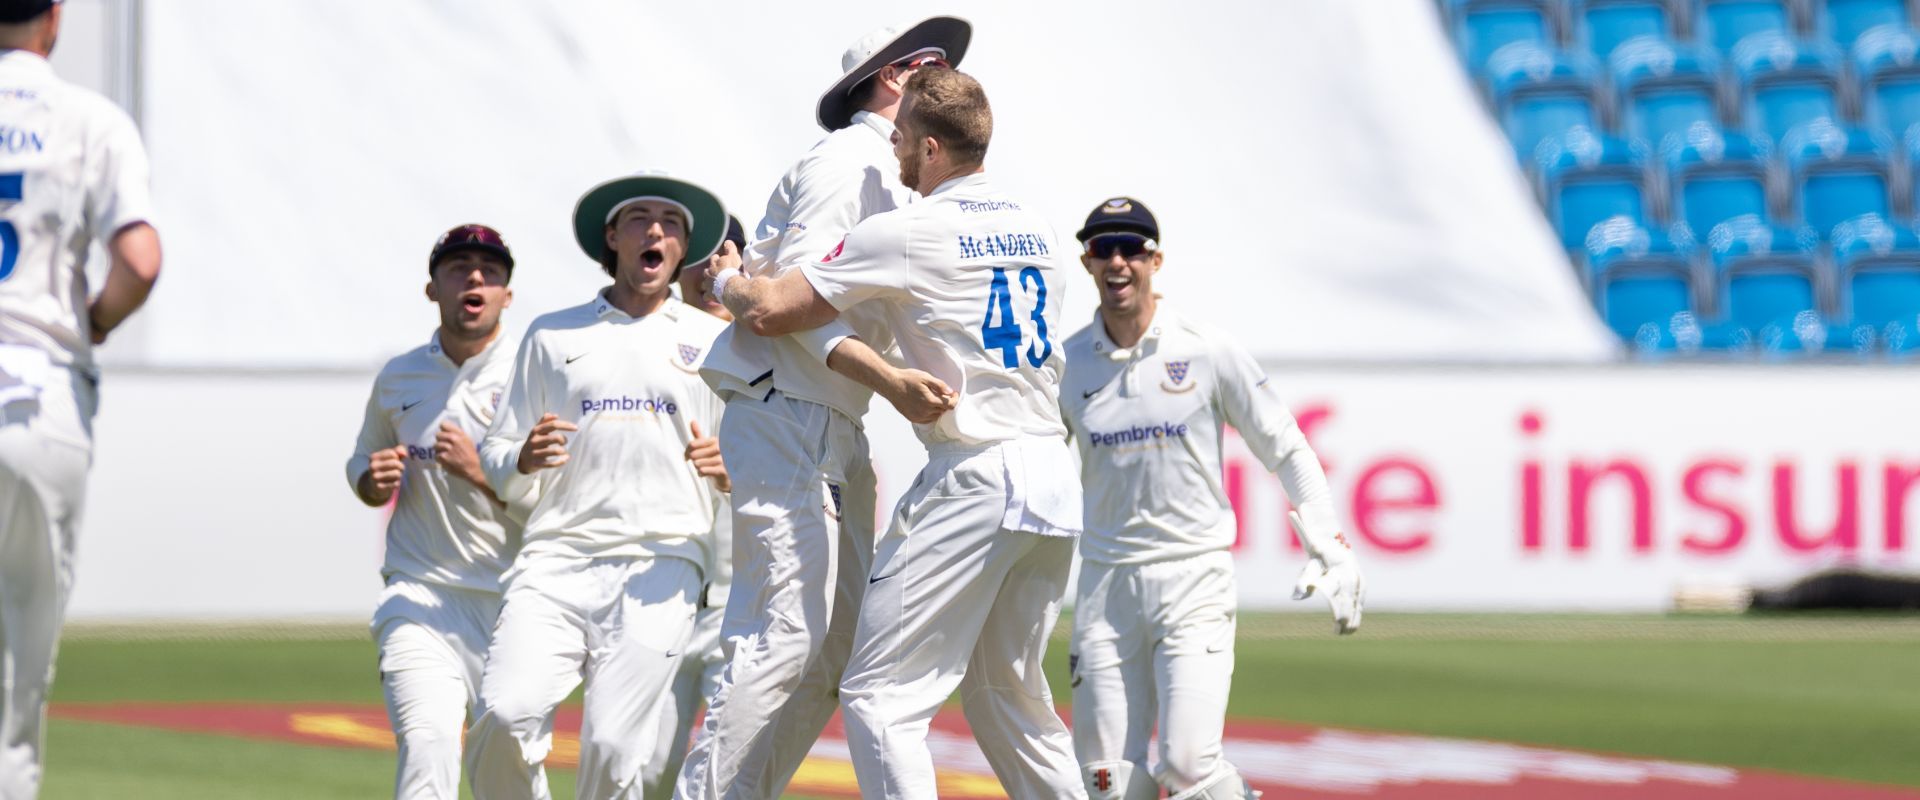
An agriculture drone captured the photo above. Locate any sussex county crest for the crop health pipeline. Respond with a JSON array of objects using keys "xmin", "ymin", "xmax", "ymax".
[{"xmin": 1161, "ymin": 359, "xmax": 1196, "ymax": 393}]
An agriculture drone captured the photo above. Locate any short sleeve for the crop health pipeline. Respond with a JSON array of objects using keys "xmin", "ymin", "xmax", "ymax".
[
  {"xmin": 800, "ymin": 215, "xmax": 910, "ymax": 312},
  {"xmin": 86, "ymin": 104, "xmax": 154, "ymax": 244}
]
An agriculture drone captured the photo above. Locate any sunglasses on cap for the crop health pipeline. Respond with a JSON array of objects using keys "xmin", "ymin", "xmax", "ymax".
[
  {"xmin": 1085, "ymin": 233, "xmax": 1157, "ymax": 260},
  {"xmin": 894, "ymin": 53, "xmax": 951, "ymax": 71}
]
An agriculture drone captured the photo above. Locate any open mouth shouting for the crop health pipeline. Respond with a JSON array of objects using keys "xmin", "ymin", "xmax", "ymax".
[{"xmin": 459, "ymin": 290, "xmax": 488, "ymax": 318}]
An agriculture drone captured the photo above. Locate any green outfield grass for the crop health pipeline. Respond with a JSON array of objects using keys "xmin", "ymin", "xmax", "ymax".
[{"xmin": 37, "ymin": 613, "xmax": 1920, "ymax": 798}]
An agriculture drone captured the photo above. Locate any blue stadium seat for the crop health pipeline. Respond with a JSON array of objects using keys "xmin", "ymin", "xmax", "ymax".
[
  {"xmin": 1832, "ymin": 213, "xmax": 1920, "ymax": 353},
  {"xmin": 1666, "ymin": 124, "xmax": 1776, "ymax": 235},
  {"xmin": 1570, "ymin": 0, "xmax": 1681, "ymax": 62},
  {"xmin": 1784, "ymin": 121, "xmax": 1895, "ymax": 237},
  {"xmin": 1542, "ymin": 132, "xmax": 1655, "ymax": 246},
  {"xmin": 1854, "ymin": 26, "xmax": 1920, "ymax": 142},
  {"xmin": 1706, "ymin": 216, "xmax": 1828, "ymax": 342},
  {"xmin": 1586, "ymin": 217, "xmax": 1704, "ymax": 351},
  {"xmin": 1698, "ymin": 0, "xmax": 1794, "ymax": 57},
  {"xmin": 1451, "ymin": 0, "xmax": 1565, "ymax": 73},
  {"xmin": 1613, "ymin": 37, "xmax": 1725, "ymax": 151},
  {"xmin": 1490, "ymin": 45, "xmax": 1606, "ymax": 162},
  {"xmin": 1817, "ymin": 0, "xmax": 1909, "ymax": 52},
  {"xmin": 1733, "ymin": 33, "xmax": 1846, "ymax": 145}
]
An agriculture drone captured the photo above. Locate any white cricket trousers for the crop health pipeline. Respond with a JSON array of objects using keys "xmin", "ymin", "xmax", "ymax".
[
  {"xmin": 0, "ymin": 369, "xmax": 92, "ymax": 800},
  {"xmin": 676, "ymin": 392, "xmax": 875, "ymax": 800},
  {"xmin": 372, "ymin": 576, "xmax": 502, "ymax": 800},
  {"xmin": 642, "ymin": 602, "xmax": 724, "ymax": 800},
  {"xmin": 839, "ymin": 441, "xmax": 1085, "ymax": 800},
  {"xmin": 1071, "ymin": 551, "xmax": 1238, "ymax": 793},
  {"xmin": 467, "ymin": 554, "xmax": 701, "ymax": 800}
]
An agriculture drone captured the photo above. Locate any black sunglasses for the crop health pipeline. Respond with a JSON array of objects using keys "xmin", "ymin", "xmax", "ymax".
[{"xmin": 1085, "ymin": 233, "xmax": 1155, "ymax": 260}]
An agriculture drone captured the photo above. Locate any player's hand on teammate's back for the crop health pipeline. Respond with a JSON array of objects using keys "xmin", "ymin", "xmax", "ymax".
[
  {"xmin": 1289, "ymin": 512, "xmax": 1364, "ymax": 635},
  {"xmin": 516, "ymin": 413, "xmax": 578, "ymax": 474},
  {"xmin": 434, "ymin": 422, "xmax": 488, "ymax": 488},
  {"xmin": 359, "ymin": 445, "xmax": 408, "ymax": 505},
  {"xmin": 685, "ymin": 420, "xmax": 730, "ymax": 493},
  {"xmin": 882, "ymin": 368, "xmax": 957, "ymax": 424}
]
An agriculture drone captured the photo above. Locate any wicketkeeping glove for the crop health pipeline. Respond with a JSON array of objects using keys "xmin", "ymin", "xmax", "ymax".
[{"xmin": 1289, "ymin": 511, "xmax": 1364, "ymax": 635}]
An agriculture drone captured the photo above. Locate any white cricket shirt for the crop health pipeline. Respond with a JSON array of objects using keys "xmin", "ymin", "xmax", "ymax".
[
  {"xmin": 801, "ymin": 172, "xmax": 1069, "ymax": 449},
  {"xmin": 0, "ymin": 51, "xmax": 154, "ymax": 372},
  {"xmin": 480, "ymin": 295, "xmax": 728, "ymax": 571},
  {"xmin": 701, "ymin": 110, "xmax": 907, "ymax": 418},
  {"xmin": 347, "ymin": 331, "xmax": 521, "ymax": 592},
  {"xmin": 1059, "ymin": 305, "xmax": 1343, "ymax": 566}
]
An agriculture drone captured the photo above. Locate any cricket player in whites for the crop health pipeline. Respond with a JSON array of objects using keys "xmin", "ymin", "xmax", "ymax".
[
  {"xmin": 346, "ymin": 225, "xmax": 521, "ymax": 800},
  {"xmin": 468, "ymin": 174, "xmax": 731, "ymax": 800},
  {"xmin": 679, "ymin": 16, "xmax": 970, "ymax": 799},
  {"xmin": 1060, "ymin": 198, "xmax": 1365, "ymax": 800},
  {"xmin": 643, "ymin": 214, "xmax": 743, "ymax": 800},
  {"xmin": 710, "ymin": 69, "xmax": 1085, "ymax": 799},
  {"xmin": 0, "ymin": 1, "xmax": 161, "ymax": 796}
]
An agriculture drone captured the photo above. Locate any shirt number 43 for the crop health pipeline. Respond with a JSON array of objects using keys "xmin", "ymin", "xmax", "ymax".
[{"xmin": 980, "ymin": 266, "xmax": 1052, "ymax": 369}]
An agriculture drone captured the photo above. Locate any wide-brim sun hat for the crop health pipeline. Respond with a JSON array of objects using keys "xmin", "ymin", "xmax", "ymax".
[
  {"xmin": 572, "ymin": 173, "xmax": 727, "ymax": 266},
  {"xmin": 816, "ymin": 16, "xmax": 971, "ymax": 131}
]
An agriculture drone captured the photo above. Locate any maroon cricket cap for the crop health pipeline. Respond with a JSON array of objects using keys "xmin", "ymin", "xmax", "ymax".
[{"xmin": 429, "ymin": 224, "xmax": 514, "ymax": 274}]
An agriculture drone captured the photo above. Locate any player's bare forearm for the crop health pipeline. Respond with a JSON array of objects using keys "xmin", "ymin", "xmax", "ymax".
[
  {"xmin": 89, "ymin": 222, "xmax": 162, "ymax": 344},
  {"xmin": 354, "ymin": 469, "xmax": 395, "ymax": 507},
  {"xmin": 724, "ymin": 269, "xmax": 840, "ymax": 337},
  {"xmin": 825, "ymin": 336, "xmax": 898, "ymax": 395},
  {"xmin": 830, "ymin": 338, "xmax": 956, "ymax": 424}
]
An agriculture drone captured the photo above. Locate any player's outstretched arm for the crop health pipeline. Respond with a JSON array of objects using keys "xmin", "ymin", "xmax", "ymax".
[
  {"xmin": 88, "ymin": 222, "xmax": 161, "ymax": 344},
  {"xmin": 825, "ymin": 337, "xmax": 955, "ymax": 424},
  {"xmin": 709, "ymin": 241, "xmax": 841, "ymax": 337},
  {"xmin": 1216, "ymin": 336, "xmax": 1364, "ymax": 634}
]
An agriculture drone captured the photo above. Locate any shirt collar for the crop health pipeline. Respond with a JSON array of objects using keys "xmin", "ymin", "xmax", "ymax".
[
  {"xmin": 928, "ymin": 171, "xmax": 990, "ymax": 197},
  {"xmin": 428, "ymin": 328, "xmax": 506, "ymax": 371},
  {"xmin": 594, "ymin": 288, "xmax": 680, "ymax": 322},
  {"xmin": 0, "ymin": 50, "xmax": 51, "ymax": 76},
  {"xmin": 851, "ymin": 110, "xmax": 896, "ymax": 142},
  {"xmin": 1089, "ymin": 303, "xmax": 1166, "ymax": 358},
  {"xmin": 428, "ymin": 330, "xmax": 455, "ymax": 368}
]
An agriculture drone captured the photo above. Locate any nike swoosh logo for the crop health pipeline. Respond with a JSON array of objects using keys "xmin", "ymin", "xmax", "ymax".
[
  {"xmin": 566, "ymin": 353, "xmax": 590, "ymax": 365},
  {"xmin": 665, "ymin": 650, "xmax": 682, "ymax": 658},
  {"xmin": 1082, "ymin": 388, "xmax": 1099, "ymax": 399},
  {"xmin": 869, "ymin": 573, "xmax": 893, "ymax": 585},
  {"xmin": 400, "ymin": 400, "xmax": 423, "ymax": 412}
]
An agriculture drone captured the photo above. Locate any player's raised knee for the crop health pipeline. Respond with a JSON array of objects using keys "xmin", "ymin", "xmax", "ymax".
[{"xmin": 1158, "ymin": 740, "xmax": 1226, "ymax": 792}]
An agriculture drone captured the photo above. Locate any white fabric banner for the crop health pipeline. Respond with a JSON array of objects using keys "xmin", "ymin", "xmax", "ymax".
[
  {"xmin": 115, "ymin": 0, "xmax": 1615, "ymax": 368},
  {"xmin": 69, "ymin": 365, "xmax": 1916, "ymax": 618}
]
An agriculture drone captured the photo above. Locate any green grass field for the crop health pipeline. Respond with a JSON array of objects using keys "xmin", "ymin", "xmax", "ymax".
[{"xmin": 36, "ymin": 613, "xmax": 1920, "ymax": 799}]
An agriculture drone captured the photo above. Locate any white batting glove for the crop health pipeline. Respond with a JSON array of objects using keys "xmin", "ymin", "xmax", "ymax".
[{"xmin": 1289, "ymin": 511, "xmax": 1364, "ymax": 635}]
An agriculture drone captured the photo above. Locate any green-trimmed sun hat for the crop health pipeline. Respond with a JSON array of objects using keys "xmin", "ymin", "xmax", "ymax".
[{"xmin": 572, "ymin": 172, "xmax": 728, "ymax": 268}]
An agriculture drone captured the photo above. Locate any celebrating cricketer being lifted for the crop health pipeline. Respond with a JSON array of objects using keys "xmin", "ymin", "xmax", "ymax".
[
  {"xmin": 466, "ymin": 173, "xmax": 732, "ymax": 800},
  {"xmin": 0, "ymin": 2, "xmax": 162, "ymax": 797},
  {"xmin": 711, "ymin": 67, "xmax": 1087, "ymax": 799},
  {"xmin": 676, "ymin": 16, "xmax": 969, "ymax": 800},
  {"xmin": 347, "ymin": 224, "xmax": 521, "ymax": 800}
]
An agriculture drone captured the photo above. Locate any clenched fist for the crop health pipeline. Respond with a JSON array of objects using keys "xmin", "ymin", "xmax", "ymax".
[{"xmin": 517, "ymin": 413, "xmax": 579, "ymax": 474}]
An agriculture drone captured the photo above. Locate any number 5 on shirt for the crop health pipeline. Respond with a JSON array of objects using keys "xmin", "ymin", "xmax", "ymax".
[
  {"xmin": 980, "ymin": 266, "xmax": 1052, "ymax": 368},
  {"xmin": 0, "ymin": 172, "xmax": 22, "ymax": 283}
]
